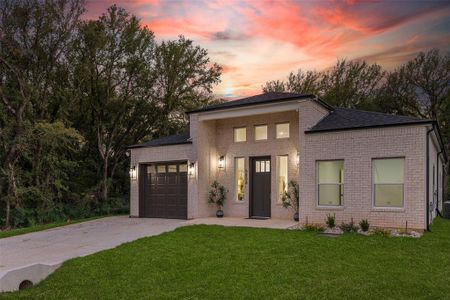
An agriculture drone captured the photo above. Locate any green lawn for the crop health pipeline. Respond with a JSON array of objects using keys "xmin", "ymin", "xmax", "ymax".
[
  {"xmin": 3, "ymin": 218, "xmax": 450, "ymax": 299},
  {"xmin": 0, "ymin": 216, "xmax": 113, "ymax": 239}
]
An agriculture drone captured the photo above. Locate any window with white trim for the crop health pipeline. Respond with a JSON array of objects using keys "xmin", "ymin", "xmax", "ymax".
[
  {"xmin": 254, "ymin": 125, "xmax": 268, "ymax": 141},
  {"xmin": 235, "ymin": 158, "xmax": 245, "ymax": 201},
  {"xmin": 276, "ymin": 155, "xmax": 288, "ymax": 203},
  {"xmin": 317, "ymin": 160, "xmax": 344, "ymax": 206},
  {"xmin": 234, "ymin": 127, "xmax": 246, "ymax": 142},
  {"xmin": 373, "ymin": 158, "xmax": 404, "ymax": 208},
  {"xmin": 276, "ymin": 123, "xmax": 290, "ymax": 139}
]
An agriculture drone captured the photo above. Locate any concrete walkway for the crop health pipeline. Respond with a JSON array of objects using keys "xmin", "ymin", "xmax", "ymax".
[
  {"xmin": 0, "ymin": 216, "xmax": 296, "ymax": 292},
  {"xmin": 0, "ymin": 216, "xmax": 185, "ymax": 292}
]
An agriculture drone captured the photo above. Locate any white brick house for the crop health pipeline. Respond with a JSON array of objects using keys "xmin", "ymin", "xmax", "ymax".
[{"xmin": 128, "ymin": 92, "xmax": 447, "ymax": 231}]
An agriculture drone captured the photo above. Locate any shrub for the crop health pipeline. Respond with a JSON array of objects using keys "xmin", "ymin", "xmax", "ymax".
[
  {"xmin": 373, "ymin": 228, "xmax": 391, "ymax": 237},
  {"xmin": 325, "ymin": 213, "xmax": 336, "ymax": 228},
  {"xmin": 340, "ymin": 219, "xmax": 358, "ymax": 233},
  {"xmin": 359, "ymin": 219, "xmax": 370, "ymax": 232},
  {"xmin": 281, "ymin": 180, "xmax": 299, "ymax": 213},
  {"xmin": 208, "ymin": 180, "xmax": 227, "ymax": 209},
  {"xmin": 302, "ymin": 224, "xmax": 325, "ymax": 232}
]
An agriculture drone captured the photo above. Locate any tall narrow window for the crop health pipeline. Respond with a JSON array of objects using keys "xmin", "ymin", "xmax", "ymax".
[
  {"xmin": 373, "ymin": 158, "xmax": 404, "ymax": 207},
  {"xmin": 317, "ymin": 160, "xmax": 344, "ymax": 206},
  {"xmin": 276, "ymin": 123, "xmax": 290, "ymax": 139},
  {"xmin": 254, "ymin": 125, "xmax": 268, "ymax": 141},
  {"xmin": 277, "ymin": 156, "xmax": 288, "ymax": 203},
  {"xmin": 234, "ymin": 127, "xmax": 246, "ymax": 142},
  {"xmin": 235, "ymin": 158, "xmax": 245, "ymax": 201}
]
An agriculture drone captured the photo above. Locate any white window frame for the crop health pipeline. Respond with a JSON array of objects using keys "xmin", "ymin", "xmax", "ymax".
[
  {"xmin": 372, "ymin": 157, "xmax": 405, "ymax": 209},
  {"xmin": 233, "ymin": 127, "xmax": 246, "ymax": 143},
  {"xmin": 234, "ymin": 157, "xmax": 246, "ymax": 202},
  {"xmin": 316, "ymin": 160, "xmax": 344, "ymax": 207},
  {"xmin": 254, "ymin": 124, "xmax": 268, "ymax": 141},
  {"xmin": 276, "ymin": 122, "xmax": 290, "ymax": 139},
  {"xmin": 276, "ymin": 155, "xmax": 289, "ymax": 203}
]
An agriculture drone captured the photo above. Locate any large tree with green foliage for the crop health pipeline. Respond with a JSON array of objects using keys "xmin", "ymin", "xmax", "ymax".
[{"xmin": 0, "ymin": 0, "xmax": 84, "ymax": 227}]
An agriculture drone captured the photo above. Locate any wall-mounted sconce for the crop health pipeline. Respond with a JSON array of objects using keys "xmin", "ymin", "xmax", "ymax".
[
  {"xmin": 129, "ymin": 165, "xmax": 137, "ymax": 181},
  {"xmin": 218, "ymin": 155, "xmax": 226, "ymax": 170},
  {"xmin": 188, "ymin": 161, "xmax": 197, "ymax": 179},
  {"xmin": 296, "ymin": 152, "xmax": 300, "ymax": 167}
]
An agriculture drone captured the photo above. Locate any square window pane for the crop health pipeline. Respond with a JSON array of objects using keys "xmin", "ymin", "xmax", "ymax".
[
  {"xmin": 235, "ymin": 158, "xmax": 245, "ymax": 201},
  {"xmin": 157, "ymin": 165, "xmax": 166, "ymax": 173},
  {"xmin": 276, "ymin": 123, "xmax": 290, "ymax": 139},
  {"xmin": 318, "ymin": 184, "xmax": 342, "ymax": 206},
  {"xmin": 147, "ymin": 165, "xmax": 156, "ymax": 174},
  {"xmin": 179, "ymin": 164, "xmax": 188, "ymax": 172},
  {"xmin": 234, "ymin": 127, "xmax": 246, "ymax": 142},
  {"xmin": 373, "ymin": 158, "xmax": 404, "ymax": 184},
  {"xmin": 255, "ymin": 125, "xmax": 268, "ymax": 140},
  {"xmin": 168, "ymin": 165, "xmax": 177, "ymax": 173},
  {"xmin": 374, "ymin": 184, "xmax": 403, "ymax": 207},
  {"xmin": 318, "ymin": 161, "xmax": 344, "ymax": 184}
]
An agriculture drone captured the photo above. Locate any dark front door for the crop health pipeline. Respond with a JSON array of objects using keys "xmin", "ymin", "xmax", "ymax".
[
  {"xmin": 250, "ymin": 157, "xmax": 271, "ymax": 218},
  {"xmin": 140, "ymin": 162, "xmax": 187, "ymax": 219}
]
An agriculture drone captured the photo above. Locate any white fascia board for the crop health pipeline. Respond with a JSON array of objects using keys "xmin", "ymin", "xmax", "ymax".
[{"xmin": 198, "ymin": 99, "xmax": 311, "ymax": 121}]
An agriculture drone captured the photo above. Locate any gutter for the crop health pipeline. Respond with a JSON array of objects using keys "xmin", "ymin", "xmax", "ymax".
[
  {"xmin": 436, "ymin": 150, "xmax": 443, "ymax": 217},
  {"xmin": 426, "ymin": 127, "xmax": 434, "ymax": 231}
]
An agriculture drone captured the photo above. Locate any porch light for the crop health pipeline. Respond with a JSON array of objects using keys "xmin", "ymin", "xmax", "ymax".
[
  {"xmin": 129, "ymin": 165, "xmax": 137, "ymax": 181},
  {"xmin": 218, "ymin": 155, "xmax": 226, "ymax": 170},
  {"xmin": 188, "ymin": 161, "xmax": 197, "ymax": 179},
  {"xmin": 296, "ymin": 152, "xmax": 300, "ymax": 167}
]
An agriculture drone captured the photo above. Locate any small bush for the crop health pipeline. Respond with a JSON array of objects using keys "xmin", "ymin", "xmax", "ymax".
[
  {"xmin": 359, "ymin": 219, "xmax": 370, "ymax": 232},
  {"xmin": 373, "ymin": 228, "xmax": 391, "ymax": 237},
  {"xmin": 340, "ymin": 220, "xmax": 358, "ymax": 233},
  {"xmin": 303, "ymin": 224, "xmax": 325, "ymax": 232},
  {"xmin": 325, "ymin": 213, "xmax": 336, "ymax": 228}
]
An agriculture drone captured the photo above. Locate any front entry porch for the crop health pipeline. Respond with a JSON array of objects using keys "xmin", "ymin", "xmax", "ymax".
[{"xmin": 185, "ymin": 217, "xmax": 297, "ymax": 229}]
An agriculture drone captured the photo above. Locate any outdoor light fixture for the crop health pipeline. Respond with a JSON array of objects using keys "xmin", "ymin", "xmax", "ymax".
[
  {"xmin": 296, "ymin": 152, "xmax": 300, "ymax": 167},
  {"xmin": 188, "ymin": 161, "xmax": 197, "ymax": 179},
  {"xmin": 129, "ymin": 165, "xmax": 137, "ymax": 181},
  {"xmin": 218, "ymin": 155, "xmax": 226, "ymax": 170}
]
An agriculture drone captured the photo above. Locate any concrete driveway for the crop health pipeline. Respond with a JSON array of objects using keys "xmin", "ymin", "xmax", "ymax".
[{"xmin": 0, "ymin": 216, "xmax": 186, "ymax": 292}]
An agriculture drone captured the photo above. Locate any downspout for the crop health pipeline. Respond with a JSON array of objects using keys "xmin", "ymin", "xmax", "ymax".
[
  {"xmin": 436, "ymin": 150, "xmax": 443, "ymax": 217},
  {"xmin": 426, "ymin": 127, "xmax": 434, "ymax": 231}
]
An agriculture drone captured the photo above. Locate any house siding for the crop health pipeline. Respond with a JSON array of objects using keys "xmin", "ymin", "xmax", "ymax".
[
  {"xmin": 299, "ymin": 125, "xmax": 428, "ymax": 230},
  {"xmin": 214, "ymin": 111, "xmax": 300, "ymax": 219}
]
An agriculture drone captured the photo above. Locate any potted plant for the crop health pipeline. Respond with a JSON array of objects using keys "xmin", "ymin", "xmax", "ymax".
[
  {"xmin": 208, "ymin": 180, "xmax": 227, "ymax": 218},
  {"xmin": 281, "ymin": 180, "xmax": 299, "ymax": 221}
]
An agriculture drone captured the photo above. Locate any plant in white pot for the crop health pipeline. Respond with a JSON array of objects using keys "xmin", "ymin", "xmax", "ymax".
[
  {"xmin": 208, "ymin": 180, "xmax": 227, "ymax": 218},
  {"xmin": 281, "ymin": 180, "xmax": 299, "ymax": 221}
]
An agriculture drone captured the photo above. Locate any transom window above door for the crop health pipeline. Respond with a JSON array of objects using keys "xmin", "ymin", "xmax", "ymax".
[
  {"xmin": 255, "ymin": 160, "xmax": 270, "ymax": 173},
  {"xmin": 234, "ymin": 127, "xmax": 246, "ymax": 142},
  {"xmin": 254, "ymin": 125, "xmax": 268, "ymax": 141}
]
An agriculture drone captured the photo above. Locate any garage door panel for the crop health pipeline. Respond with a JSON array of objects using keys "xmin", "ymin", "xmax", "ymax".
[{"xmin": 140, "ymin": 162, "xmax": 187, "ymax": 219}]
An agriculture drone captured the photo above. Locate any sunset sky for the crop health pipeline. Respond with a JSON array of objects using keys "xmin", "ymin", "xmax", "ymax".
[{"xmin": 86, "ymin": 0, "xmax": 450, "ymax": 98}]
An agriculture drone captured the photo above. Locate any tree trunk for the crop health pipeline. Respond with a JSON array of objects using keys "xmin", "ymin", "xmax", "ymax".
[{"xmin": 102, "ymin": 157, "xmax": 108, "ymax": 202}]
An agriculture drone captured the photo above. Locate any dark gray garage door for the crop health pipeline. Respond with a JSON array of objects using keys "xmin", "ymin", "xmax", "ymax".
[{"xmin": 139, "ymin": 162, "xmax": 188, "ymax": 219}]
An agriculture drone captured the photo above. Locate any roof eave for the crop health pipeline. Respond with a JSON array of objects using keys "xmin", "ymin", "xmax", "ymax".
[
  {"xmin": 305, "ymin": 120, "xmax": 434, "ymax": 134},
  {"xmin": 186, "ymin": 94, "xmax": 319, "ymax": 114},
  {"xmin": 127, "ymin": 141, "xmax": 192, "ymax": 149}
]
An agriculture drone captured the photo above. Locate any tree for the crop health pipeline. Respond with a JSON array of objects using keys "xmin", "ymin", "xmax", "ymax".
[
  {"xmin": 263, "ymin": 70, "xmax": 320, "ymax": 95},
  {"xmin": 152, "ymin": 36, "xmax": 222, "ymax": 136},
  {"xmin": 70, "ymin": 5, "xmax": 157, "ymax": 202},
  {"xmin": 0, "ymin": 0, "xmax": 84, "ymax": 227},
  {"xmin": 319, "ymin": 60, "xmax": 385, "ymax": 109}
]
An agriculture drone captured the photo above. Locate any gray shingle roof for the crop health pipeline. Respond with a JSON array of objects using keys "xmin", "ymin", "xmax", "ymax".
[
  {"xmin": 127, "ymin": 132, "xmax": 191, "ymax": 149},
  {"xmin": 307, "ymin": 107, "xmax": 432, "ymax": 133},
  {"xmin": 187, "ymin": 92, "xmax": 317, "ymax": 113}
]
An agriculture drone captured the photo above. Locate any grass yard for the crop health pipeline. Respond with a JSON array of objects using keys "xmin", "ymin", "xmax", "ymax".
[{"xmin": 3, "ymin": 218, "xmax": 450, "ymax": 299}]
